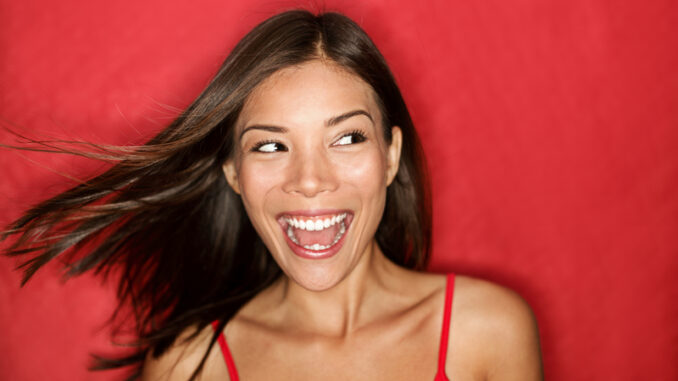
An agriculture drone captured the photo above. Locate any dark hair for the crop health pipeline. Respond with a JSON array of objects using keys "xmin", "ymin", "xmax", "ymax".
[{"xmin": 2, "ymin": 9, "xmax": 431, "ymax": 379}]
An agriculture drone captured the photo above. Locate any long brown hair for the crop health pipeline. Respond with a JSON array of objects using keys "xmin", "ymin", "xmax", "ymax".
[{"xmin": 2, "ymin": 9, "xmax": 431, "ymax": 379}]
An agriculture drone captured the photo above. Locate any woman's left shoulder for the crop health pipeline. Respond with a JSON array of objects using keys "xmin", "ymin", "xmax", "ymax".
[
  {"xmin": 454, "ymin": 275, "xmax": 536, "ymax": 325},
  {"xmin": 450, "ymin": 275, "xmax": 543, "ymax": 379}
]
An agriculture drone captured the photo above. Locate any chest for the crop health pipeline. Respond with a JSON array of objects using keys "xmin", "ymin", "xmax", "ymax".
[{"xmin": 224, "ymin": 319, "xmax": 442, "ymax": 381}]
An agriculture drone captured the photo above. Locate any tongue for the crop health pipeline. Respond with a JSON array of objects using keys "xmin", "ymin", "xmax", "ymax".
[{"xmin": 293, "ymin": 223, "xmax": 340, "ymax": 247}]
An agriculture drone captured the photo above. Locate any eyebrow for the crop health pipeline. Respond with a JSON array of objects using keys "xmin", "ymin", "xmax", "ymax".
[
  {"xmin": 325, "ymin": 109, "xmax": 374, "ymax": 127},
  {"xmin": 239, "ymin": 109, "xmax": 374, "ymax": 140}
]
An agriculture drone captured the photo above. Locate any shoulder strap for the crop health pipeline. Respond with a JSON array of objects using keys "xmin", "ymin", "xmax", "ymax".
[
  {"xmin": 435, "ymin": 273, "xmax": 456, "ymax": 379},
  {"xmin": 211, "ymin": 321, "xmax": 240, "ymax": 381},
  {"xmin": 210, "ymin": 276, "xmax": 455, "ymax": 381}
]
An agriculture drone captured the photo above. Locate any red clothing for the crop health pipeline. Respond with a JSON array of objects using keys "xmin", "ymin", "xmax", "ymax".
[{"xmin": 212, "ymin": 273, "xmax": 455, "ymax": 380}]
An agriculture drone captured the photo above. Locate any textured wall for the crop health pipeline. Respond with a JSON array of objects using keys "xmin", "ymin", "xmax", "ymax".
[{"xmin": 1, "ymin": 0, "xmax": 676, "ymax": 379}]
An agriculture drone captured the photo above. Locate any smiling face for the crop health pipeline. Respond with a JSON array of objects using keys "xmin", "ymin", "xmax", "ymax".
[{"xmin": 223, "ymin": 60, "xmax": 402, "ymax": 291}]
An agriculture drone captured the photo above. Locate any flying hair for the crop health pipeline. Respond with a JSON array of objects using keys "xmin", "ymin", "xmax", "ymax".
[{"xmin": 1, "ymin": 10, "xmax": 431, "ymax": 379}]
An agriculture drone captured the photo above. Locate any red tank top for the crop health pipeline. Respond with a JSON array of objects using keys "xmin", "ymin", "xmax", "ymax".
[{"xmin": 212, "ymin": 273, "xmax": 455, "ymax": 381}]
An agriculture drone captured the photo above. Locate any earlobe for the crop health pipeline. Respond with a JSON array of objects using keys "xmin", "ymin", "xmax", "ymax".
[
  {"xmin": 222, "ymin": 160, "xmax": 241, "ymax": 195},
  {"xmin": 386, "ymin": 126, "xmax": 403, "ymax": 186}
]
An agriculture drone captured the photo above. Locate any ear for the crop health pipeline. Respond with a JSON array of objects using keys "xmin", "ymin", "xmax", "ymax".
[
  {"xmin": 222, "ymin": 160, "xmax": 241, "ymax": 195},
  {"xmin": 386, "ymin": 126, "xmax": 402, "ymax": 186}
]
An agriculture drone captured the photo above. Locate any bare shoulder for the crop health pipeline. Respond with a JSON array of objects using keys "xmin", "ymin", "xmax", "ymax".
[
  {"xmin": 452, "ymin": 275, "xmax": 543, "ymax": 380},
  {"xmin": 141, "ymin": 323, "xmax": 227, "ymax": 381},
  {"xmin": 454, "ymin": 275, "xmax": 537, "ymax": 329}
]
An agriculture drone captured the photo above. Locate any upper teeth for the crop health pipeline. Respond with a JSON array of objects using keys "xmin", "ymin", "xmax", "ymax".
[
  {"xmin": 285, "ymin": 213, "xmax": 347, "ymax": 232},
  {"xmin": 286, "ymin": 220, "xmax": 347, "ymax": 250}
]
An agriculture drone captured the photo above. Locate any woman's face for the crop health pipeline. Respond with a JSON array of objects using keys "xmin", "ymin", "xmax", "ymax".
[{"xmin": 223, "ymin": 60, "xmax": 402, "ymax": 291}]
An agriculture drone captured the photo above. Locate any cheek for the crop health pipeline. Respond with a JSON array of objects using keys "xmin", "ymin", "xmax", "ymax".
[
  {"xmin": 333, "ymin": 149, "xmax": 388, "ymax": 197},
  {"xmin": 236, "ymin": 160, "xmax": 286, "ymax": 210}
]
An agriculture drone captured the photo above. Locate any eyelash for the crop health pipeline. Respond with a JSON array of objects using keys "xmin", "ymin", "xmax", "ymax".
[
  {"xmin": 250, "ymin": 139, "xmax": 287, "ymax": 153},
  {"xmin": 249, "ymin": 129, "xmax": 368, "ymax": 153},
  {"xmin": 335, "ymin": 129, "xmax": 368, "ymax": 146}
]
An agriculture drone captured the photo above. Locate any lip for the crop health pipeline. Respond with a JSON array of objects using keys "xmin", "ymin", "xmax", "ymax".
[
  {"xmin": 276, "ymin": 209, "xmax": 352, "ymax": 218},
  {"xmin": 277, "ymin": 209, "xmax": 354, "ymax": 260}
]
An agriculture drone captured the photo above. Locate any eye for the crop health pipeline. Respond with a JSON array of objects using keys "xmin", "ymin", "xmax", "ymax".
[
  {"xmin": 251, "ymin": 140, "xmax": 287, "ymax": 153},
  {"xmin": 333, "ymin": 130, "xmax": 367, "ymax": 146}
]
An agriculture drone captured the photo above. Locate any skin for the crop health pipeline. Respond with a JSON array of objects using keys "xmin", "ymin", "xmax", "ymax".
[{"xmin": 142, "ymin": 60, "xmax": 543, "ymax": 380}]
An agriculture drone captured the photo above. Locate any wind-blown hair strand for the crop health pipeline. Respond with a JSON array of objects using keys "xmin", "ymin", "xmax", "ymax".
[{"xmin": 1, "ymin": 10, "xmax": 431, "ymax": 379}]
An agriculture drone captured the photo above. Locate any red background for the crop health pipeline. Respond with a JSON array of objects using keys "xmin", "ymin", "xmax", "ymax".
[{"xmin": 1, "ymin": 0, "xmax": 677, "ymax": 379}]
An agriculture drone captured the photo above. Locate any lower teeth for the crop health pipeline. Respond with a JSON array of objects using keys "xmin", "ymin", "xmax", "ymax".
[{"xmin": 287, "ymin": 221, "xmax": 346, "ymax": 251}]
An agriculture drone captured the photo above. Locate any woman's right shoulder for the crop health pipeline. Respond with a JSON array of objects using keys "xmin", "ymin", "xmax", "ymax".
[{"xmin": 141, "ymin": 323, "xmax": 228, "ymax": 381}]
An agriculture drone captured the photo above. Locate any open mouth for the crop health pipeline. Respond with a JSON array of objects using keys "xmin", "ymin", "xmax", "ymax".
[{"xmin": 277, "ymin": 211, "xmax": 354, "ymax": 259}]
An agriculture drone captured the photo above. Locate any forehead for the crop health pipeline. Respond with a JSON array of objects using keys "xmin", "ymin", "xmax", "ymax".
[{"xmin": 237, "ymin": 60, "xmax": 381, "ymax": 128}]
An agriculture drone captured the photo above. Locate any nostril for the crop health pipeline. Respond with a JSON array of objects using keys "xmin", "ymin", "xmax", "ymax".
[
  {"xmin": 284, "ymin": 171, "xmax": 337, "ymax": 197},
  {"xmin": 282, "ymin": 152, "xmax": 339, "ymax": 196}
]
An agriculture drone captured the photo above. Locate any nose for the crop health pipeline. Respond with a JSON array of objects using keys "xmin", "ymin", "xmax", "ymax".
[{"xmin": 282, "ymin": 147, "xmax": 338, "ymax": 197}]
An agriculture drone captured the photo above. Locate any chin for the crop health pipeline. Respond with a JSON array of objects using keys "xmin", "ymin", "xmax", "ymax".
[{"xmin": 286, "ymin": 266, "xmax": 346, "ymax": 292}]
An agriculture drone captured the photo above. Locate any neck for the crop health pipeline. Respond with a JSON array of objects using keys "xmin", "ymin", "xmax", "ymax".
[{"xmin": 276, "ymin": 240, "xmax": 405, "ymax": 338}]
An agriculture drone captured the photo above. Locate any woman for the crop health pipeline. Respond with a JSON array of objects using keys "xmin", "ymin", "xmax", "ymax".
[{"xmin": 3, "ymin": 10, "xmax": 542, "ymax": 380}]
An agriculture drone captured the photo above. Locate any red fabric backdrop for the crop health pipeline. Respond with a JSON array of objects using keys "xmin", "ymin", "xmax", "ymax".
[{"xmin": 1, "ymin": 0, "xmax": 676, "ymax": 379}]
